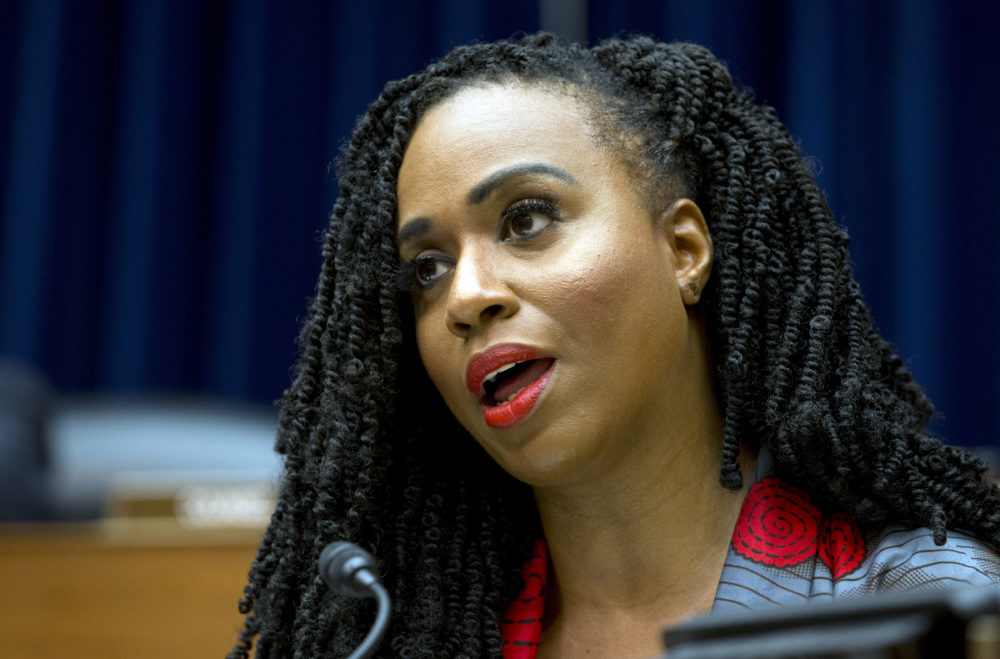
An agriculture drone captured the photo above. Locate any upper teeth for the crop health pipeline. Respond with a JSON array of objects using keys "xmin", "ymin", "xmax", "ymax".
[{"xmin": 483, "ymin": 362, "xmax": 520, "ymax": 387}]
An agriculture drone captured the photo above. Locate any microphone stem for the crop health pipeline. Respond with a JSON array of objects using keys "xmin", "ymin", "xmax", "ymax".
[{"xmin": 347, "ymin": 581, "xmax": 391, "ymax": 659}]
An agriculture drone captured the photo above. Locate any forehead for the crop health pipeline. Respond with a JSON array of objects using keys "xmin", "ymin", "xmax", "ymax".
[
  {"xmin": 397, "ymin": 84, "xmax": 602, "ymax": 210},
  {"xmin": 413, "ymin": 82, "xmax": 595, "ymax": 151}
]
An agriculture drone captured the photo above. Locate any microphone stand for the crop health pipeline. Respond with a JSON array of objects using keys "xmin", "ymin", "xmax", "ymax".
[
  {"xmin": 349, "ymin": 580, "xmax": 390, "ymax": 659},
  {"xmin": 320, "ymin": 541, "xmax": 392, "ymax": 659}
]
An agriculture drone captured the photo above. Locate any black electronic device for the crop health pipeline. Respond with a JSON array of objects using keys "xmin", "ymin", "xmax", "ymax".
[
  {"xmin": 662, "ymin": 585, "xmax": 1000, "ymax": 658},
  {"xmin": 319, "ymin": 541, "xmax": 392, "ymax": 659}
]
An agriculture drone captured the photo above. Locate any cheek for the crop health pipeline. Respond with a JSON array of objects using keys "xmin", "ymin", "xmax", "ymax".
[
  {"xmin": 415, "ymin": 316, "xmax": 448, "ymax": 387},
  {"xmin": 534, "ymin": 235, "xmax": 667, "ymax": 337},
  {"xmin": 415, "ymin": 310, "xmax": 471, "ymax": 422},
  {"xmin": 541, "ymin": 262, "xmax": 607, "ymax": 312}
]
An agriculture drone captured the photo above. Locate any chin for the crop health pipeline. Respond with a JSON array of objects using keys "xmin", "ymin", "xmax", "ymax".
[{"xmin": 493, "ymin": 440, "xmax": 590, "ymax": 489}]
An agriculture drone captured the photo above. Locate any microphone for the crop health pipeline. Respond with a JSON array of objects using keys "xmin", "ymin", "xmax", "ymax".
[{"xmin": 319, "ymin": 541, "xmax": 392, "ymax": 659}]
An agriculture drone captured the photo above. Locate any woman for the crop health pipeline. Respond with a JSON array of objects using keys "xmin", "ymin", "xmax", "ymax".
[{"xmin": 231, "ymin": 34, "xmax": 1000, "ymax": 658}]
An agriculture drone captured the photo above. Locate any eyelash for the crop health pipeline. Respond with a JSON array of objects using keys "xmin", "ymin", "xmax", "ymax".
[
  {"xmin": 400, "ymin": 196, "xmax": 562, "ymax": 291},
  {"xmin": 499, "ymin": 197, "xmax": 560, "ymax": 241},
  {"xmin": 396, "ymin": 255, "xmax": 454, "ymax": 292}
]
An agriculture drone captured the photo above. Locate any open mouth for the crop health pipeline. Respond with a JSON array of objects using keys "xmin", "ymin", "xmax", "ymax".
[
  {"xmin": 481, "ymin": 358, "xmax": 556, "ymax": 407},
  {"xmin": 466, "ymin": 345, "xmax": 556, "ymax": 429}
]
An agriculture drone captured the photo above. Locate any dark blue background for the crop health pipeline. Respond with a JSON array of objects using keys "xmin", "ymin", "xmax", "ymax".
[{"xmin": 2, "ymin": 1, "xmax": 998, "ymax": 450}]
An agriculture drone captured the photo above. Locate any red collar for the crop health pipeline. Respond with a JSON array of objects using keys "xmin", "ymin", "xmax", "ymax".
[{"xmin": 500, "ymin": 538, "xmax": 547, "ymax": 658}]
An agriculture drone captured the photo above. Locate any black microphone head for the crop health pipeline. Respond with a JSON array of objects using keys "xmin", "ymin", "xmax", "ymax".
[{"xmin": 320, "ymin": 541, "xmax": 378, "ymax": 598}]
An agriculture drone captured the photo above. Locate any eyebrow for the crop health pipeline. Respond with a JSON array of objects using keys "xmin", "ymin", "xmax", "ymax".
[
  {"xmin": 467, "ymin": 162, "xmax": 579, "ymax": 204},
  {"xmin": 397, "ymin": 217, "xmax": 432, "ymax": 248},
  {"xmin": 396, "ymin": 162, "xmax": 580, "ymax": 248}
]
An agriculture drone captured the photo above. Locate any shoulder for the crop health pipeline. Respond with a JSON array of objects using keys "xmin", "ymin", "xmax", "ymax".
[
  {"xmin": 714, "ymin": 472, "xmax": 1000, "ymax": 612},
  {"xmin": 830, "ymin": 525, "xmax": 1000, "ymax": 597}
]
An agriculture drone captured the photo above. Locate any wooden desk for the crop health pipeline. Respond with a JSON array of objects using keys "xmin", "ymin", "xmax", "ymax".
[{"xmin": 0, "ymin": 522, "xmax": 261, "ymax": 658}]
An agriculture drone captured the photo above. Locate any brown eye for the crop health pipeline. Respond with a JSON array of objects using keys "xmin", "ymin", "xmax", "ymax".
[
  {"xmin": 412, "ymin": 255, "xmax": 453, "ymax": 288},
  {"xmin": 509, "ymin": 212, "xmax": 548, "ymax": 237},
  {"xmin": 500, "ymin": 198, "xmax": 559, "ymax": 241}
]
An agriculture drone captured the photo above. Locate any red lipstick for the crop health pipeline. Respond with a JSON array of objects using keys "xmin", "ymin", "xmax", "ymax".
[{"xmin": 466, "ymin": 344, "xmax": 556, "ymax": 429}]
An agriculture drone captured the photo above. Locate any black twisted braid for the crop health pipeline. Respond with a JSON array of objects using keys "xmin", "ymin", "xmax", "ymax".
[{"xmin": 231, "ymin": 33, "xmax": 1000, "ymax": 658}]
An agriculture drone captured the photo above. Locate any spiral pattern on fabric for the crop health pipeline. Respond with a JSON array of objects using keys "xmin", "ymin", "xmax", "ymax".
[
  {"xmin": 733, "ymin": 477, "xmax": 821, "ymax": 567},
  {"xmin": 819, "ymin": 512, "xmax": 866, "ymax": 578}
]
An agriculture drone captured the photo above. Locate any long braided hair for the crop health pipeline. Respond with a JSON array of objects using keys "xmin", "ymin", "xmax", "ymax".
[{"xmin": 231, "ymin": 33, "xmax": 1000, "ymax": 658}]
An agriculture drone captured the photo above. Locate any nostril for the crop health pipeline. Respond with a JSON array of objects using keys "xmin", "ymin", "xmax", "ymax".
[{"xmin": 481, "ymin": 304, "xmax": 504, "ymax": 320}]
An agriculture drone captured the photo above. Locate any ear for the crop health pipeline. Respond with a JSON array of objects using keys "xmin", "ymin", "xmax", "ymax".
[{"xmin": 658, "ymin": 198, "xmax": 712, "ymax": 306}]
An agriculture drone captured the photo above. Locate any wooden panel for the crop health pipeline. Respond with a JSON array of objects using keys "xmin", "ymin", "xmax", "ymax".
[{"xmin": 0, "ymin": 524, "xmax": 260, "ymax": 658}]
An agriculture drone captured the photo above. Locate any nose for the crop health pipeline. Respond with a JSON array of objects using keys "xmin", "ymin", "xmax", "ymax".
[{"xmin": 445, "ymin": 253, "xmax": 519, "ymax": 338}]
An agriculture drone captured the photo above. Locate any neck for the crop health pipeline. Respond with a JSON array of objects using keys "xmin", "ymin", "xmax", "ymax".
[
  {"xmin": 534, "ymin": 418, "xmax": 748, "ymax": 608},
  {"xmin": 531, "ymin": 324, "xmax": 753, "ymax": 654}
]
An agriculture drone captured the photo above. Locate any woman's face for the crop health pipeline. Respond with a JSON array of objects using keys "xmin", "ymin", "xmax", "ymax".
[{"xmin": 396, "ymin": 83, "xmax": 714, "ymax": 488}]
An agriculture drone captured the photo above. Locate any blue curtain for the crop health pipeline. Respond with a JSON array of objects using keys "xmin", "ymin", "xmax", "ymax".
[{"xmin": 2, "ymin": 1, "xmax": 998, "ymax": 449}]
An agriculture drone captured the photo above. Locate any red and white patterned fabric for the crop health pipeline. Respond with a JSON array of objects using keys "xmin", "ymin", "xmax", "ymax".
[
  {"xmin": 500, "ymin": 538, "xmax": 547, "ymax": 658},
  {"xmin": 499, "ymin": 450, "xmax": 1000, "ymax": 657}
]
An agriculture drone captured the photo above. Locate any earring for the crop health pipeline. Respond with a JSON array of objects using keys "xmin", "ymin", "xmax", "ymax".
[{"xmin": 682, "ymin": 281, "xmax": 701, "ymax": 305}]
